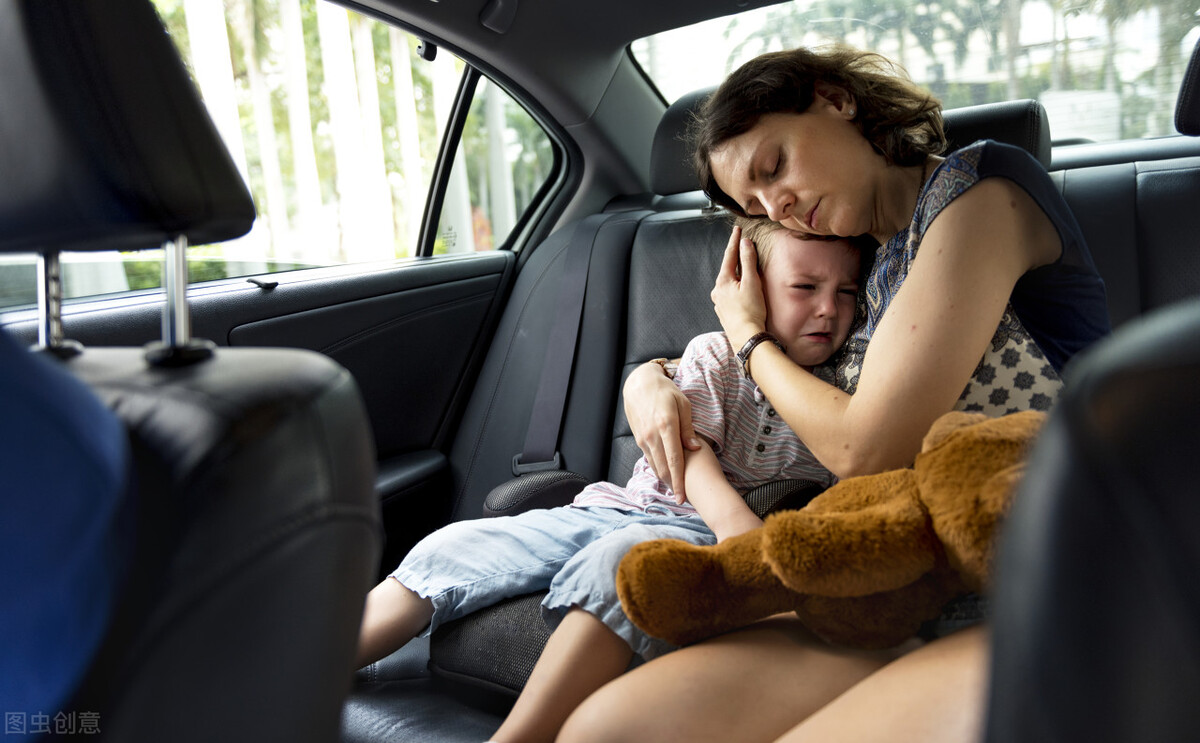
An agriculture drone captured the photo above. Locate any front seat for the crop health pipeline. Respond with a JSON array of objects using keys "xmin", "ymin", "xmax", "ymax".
[
  {"xmin": 0, "ymin": 0, "xmax": 381, "ymax": 741},
  {"xmin": 985, "ymin": 297, "xmax": 1200, "ymax": 742},
  {"xmin": 984, "ymin": 37, "xmax": 1200, "ymax": 743}
]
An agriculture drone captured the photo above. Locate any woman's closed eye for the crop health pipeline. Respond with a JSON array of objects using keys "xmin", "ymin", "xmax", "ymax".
[{"xmin": 756, "ymin": 149, "xmax": 781, "ymax": 183}]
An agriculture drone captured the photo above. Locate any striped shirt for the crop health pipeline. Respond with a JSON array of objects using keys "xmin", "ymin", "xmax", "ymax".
[{"xmin": 572, "ymin": 332, "xmax": 836, "ymax": 516}]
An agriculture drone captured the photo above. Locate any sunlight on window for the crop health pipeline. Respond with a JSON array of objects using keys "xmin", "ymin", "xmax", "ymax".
[
  {"xmin": 633, "ymin": 0, "xmax": 1200, "ymax": 143},
  {"xmin": 0, "ymin": 0, "xmax": 556, "ymax": 312}
]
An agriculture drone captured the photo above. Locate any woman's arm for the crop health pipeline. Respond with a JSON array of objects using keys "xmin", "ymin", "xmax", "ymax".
[
  {"xmin": 680, "ymin": 438, "xmax": 763, "ymax": 542},
  {"xmin": 716, "ymin": 179, "xmax": 1061, "ymax": 478}
]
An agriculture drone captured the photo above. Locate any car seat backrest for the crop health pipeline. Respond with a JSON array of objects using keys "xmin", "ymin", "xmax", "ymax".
[
  {"xmin": 1, "ymin": 2, "xmax": 380, "ymax": 740},
  {"xmin": 0, "ymin": 325, "xmax": 130, "ymax": 719},
  {"xmin": 607, "ymin": 210, "xmax": 728, "ymax": 483},
  {"xmin": 1054, "ymin": 37, "xmax": 1200, "ymax": 328}
]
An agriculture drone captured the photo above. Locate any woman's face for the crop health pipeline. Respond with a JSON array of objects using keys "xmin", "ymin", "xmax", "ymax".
[
  {"xmin": 709, "ymin": 93, "xmax": 876, "ymax": 238},
  {"xmin": 761, "ymin": 234, "xmax": 860, "ymax": 369}
]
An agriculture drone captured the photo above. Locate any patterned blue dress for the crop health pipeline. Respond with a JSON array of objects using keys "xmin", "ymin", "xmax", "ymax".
[
  {"xmin": 813, "ymin": 139, "xmax": 1110, "ymax": 636},
  {"xmin": 817, "ymin": 139, "xmax": 1110, "ymax": 416}
]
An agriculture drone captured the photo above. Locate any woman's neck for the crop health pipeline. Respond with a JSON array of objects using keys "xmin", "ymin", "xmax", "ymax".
[{"xmin": 871, "ymin": 156, "xmax": 942, "ymax": 244}]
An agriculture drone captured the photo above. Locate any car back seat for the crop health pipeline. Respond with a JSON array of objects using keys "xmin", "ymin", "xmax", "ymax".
[
  {"xmin": 342, "ymin": 94, "xmax": 1065, "ymax": 742},
  {"xmin": 1054, "ymin": 153, "xmax": 1200, "ymax": 327},
  {"xmin": 449, "ymin": 92, "xmax": 1058, "ymax": 523}
]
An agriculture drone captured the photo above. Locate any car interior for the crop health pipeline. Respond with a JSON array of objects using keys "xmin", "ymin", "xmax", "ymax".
[
  {"xmin": 2, "ymin": 0, "xmax": 1199, "ymax": 740},
  {"xmin": 2, "ymin": 1, "xmax": 381, "ymax": 741}
]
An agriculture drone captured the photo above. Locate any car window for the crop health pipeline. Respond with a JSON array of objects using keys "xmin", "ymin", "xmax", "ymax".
[
  {"xmin": 433, "ymin": 74, "xmax": 557, "ymax": 253},
  {"xmin": 0, "ymin": 0, "xmax": 555, "ymax": 313},
  {"xmin": 632, "ymin": 0, "xmax": 1198, "ymax": 144}
]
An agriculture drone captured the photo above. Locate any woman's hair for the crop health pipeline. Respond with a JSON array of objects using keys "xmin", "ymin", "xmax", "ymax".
[{"xmin": 692, "ymin": 45, "xmax": 946, "ymax": 216}]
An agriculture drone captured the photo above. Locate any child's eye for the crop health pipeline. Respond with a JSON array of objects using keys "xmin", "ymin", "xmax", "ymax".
[
  {"xmin": 839, "ymin": 288, "xmax": 858, "ymax": 297},
  {"xmin": 792, "ymin": 284, "xmax": 815, "ymax": 291}
]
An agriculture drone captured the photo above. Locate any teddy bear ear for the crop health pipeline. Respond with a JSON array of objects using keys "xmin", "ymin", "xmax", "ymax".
[{"xmin": 921, "ymin": 411, "xmax": 990, "ymax": 453}]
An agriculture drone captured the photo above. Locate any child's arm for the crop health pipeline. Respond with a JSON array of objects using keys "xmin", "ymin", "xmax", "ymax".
[{"xmin": 682, "ymin": 437, "xmax": 763, "ymax": 542}]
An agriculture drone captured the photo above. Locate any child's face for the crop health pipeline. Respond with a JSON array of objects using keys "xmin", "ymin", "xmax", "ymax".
[{"xmin": 760, "ymin": 234, "xmax": 860, "ymax": 369}]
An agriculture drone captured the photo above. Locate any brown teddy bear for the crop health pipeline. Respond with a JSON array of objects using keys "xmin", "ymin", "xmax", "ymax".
[{"xmin": 616, "ymin": 410, "xmax": 1045, "ymax": 649}]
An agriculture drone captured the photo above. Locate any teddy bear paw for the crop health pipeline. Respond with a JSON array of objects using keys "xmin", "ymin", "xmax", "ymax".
[{"xmin": 617, "ymin": 531, "xmax": 807, "ymax": 646}]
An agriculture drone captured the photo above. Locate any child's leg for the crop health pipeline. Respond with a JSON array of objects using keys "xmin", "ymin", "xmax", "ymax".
[
  {"xmin": 491, "ymin": 608, "xmax": 632, "ymax": 743},
  {"xmin": 489, "ymin": 511, "xmax": 719, "ymax": 743},
  {"xmin": 356, "ymin": 577, "xmax": 433, "ymax": 668},
  {"xmin": 356, "ymin": 505, "xmax": 634, "ymax": 671}
]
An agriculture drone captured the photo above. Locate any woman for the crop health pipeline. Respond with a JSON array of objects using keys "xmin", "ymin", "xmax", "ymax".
[{"xmin": 556, "ymin": 45, "xmax": 1109, "ymax": 742}]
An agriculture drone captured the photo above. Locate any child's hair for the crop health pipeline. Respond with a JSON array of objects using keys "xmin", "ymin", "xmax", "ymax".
[{"xmin": 734, "ymin": 216, "xmax": 867, "ymax": 279}]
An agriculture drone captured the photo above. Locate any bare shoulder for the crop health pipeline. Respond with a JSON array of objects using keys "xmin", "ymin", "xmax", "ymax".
[{"xmin": 925, "ymin": 176, "xmax": 1062, "ymax": 272}]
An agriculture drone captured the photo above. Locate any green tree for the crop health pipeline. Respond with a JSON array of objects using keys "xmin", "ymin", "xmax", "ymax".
[
  {"xmin": 280, "ymin": 0, "xmax": 324, "ymax": 263},
  {"xmin": 228, "ymin": 0, "xmax": 289, "ymax": 257}
]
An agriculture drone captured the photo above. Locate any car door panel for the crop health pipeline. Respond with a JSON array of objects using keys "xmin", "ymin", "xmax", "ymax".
[
  {"xmin": 5, "ymin": 251, "xmax": 515, "ymax": 460},
  {"xmin": 229, "ymin": 261, "xmax": 512, "ymax": 458}
]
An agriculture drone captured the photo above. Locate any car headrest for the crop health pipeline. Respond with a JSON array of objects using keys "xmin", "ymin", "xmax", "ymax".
[
  {"xmin": 1176, "ymin": 36, "xmax": 1200, "ymax": 136},
  {"xmin": 942, "ymin": 99, "xmax": 1051, "ymax": 168},
  {"xmin": 650, "ymin": 89, "xmax": 1052, "ymax": 196},
  {"xmin": 650, "ymin": 87, "xmax": 715, "ymax": 196},
  {"xmin": 0, "ymin": 0, "xmax": 256, "ymax": 254}
]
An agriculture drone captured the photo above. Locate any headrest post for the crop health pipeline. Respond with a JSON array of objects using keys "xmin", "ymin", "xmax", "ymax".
[
  {"xmin": 34, "ymin": 251, "xmax": 82, "ymax": 359},
  {"xmin": 162, "ymin": 235, "xmax": 191, "ymax": 348},
  {"xmin": 144, "ymin": 234, "xmax": 215, "ymax": 366},
  {"xmin": 36, "ymin": 251, "xmax": 65, "ymax": 350}
]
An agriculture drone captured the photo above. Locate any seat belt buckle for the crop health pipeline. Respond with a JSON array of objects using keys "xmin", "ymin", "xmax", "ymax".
[{"xmin": 512, "ymin": 452, "xmax": 561, "ymax": 476}]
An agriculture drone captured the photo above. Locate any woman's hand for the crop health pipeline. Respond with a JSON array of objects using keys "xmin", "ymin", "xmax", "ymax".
[
  {"xmin": 623, "ymin": 362, "xmax": 702, "ymax": 499},
  {"xmin": 711, "ymin": 225, "xmax": 767, "ymax": 350}
]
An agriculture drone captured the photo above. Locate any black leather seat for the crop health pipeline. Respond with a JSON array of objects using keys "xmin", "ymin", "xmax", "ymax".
[
  {"xmin": 985, "ymin": 36, "xmax": 1200, "ymax": 743},
  {"xmin": 0, "ymin": 1, "xmax": 380, "ymax": 740},
  {"xmin": 985, "ymin": 296, "xmax": 1200, "ymax": 742}
]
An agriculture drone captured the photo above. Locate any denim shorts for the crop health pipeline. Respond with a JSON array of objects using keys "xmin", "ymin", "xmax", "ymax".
[{"xmin": 391, "ymin": 505, "xmax": 717, "ymax": 658}]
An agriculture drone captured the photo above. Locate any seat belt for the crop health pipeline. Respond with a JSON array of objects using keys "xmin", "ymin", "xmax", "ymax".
[{"xmin": 511, "ymin": 213, "xmax": 612, "ymax": 476}]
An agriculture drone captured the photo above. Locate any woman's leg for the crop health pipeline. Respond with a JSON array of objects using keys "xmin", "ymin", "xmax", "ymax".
[
  {"xmin": 558, "ymin": 615, "xmax": 909, "ymax": 743},
  {"xmin": 774, "ymin": 624, "xmax": 989, "ymax": 743},
  {"xmin": 492, "ymin": 608, "xmax": 633, "ymax": 743},
  {"xmin": 495, "ymin": 514, "xmax": 717, "ymax": 742}
]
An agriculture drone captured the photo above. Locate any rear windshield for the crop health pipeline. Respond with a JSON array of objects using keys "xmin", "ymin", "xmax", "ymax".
[{"xmin": 632, "ymin": 0, "xmax": 1198, "ymax": 144}]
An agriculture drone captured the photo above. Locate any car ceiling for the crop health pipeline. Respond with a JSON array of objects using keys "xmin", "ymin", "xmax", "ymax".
[{"xmin": 351, "ymin": 0, "xmax": 788, "ymax": 205}]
